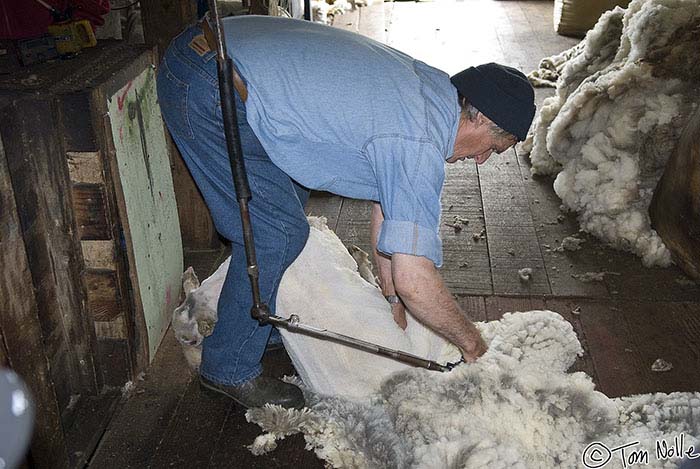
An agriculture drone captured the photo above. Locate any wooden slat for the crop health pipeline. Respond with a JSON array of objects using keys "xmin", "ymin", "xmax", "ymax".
[
  {"xmin": 0, "ymin": 124, "xmax": 70, "ymax": 469},
  {"xmin": 67, "ymin": 151, "xmax": 104, "ymax": 184},
  {"xmin": 95, "ymin": 338, "xmax": 131, "ymax": 388},
  {"xmin": 95, "ymin": 96, "xmax": 151, "ymax": 376},
  {"xmin": 140, "ymin": 0, "xmax": 220, "ymax": 251},
  {"xmin": 82, "ymin": 240, "xmax": 116, "ymax": 270},
  {"xmin": 0, "ymin": 330, "xmax": 7, "ymax": 367},
  {"xmin": 516, "ymin": 150, "xmax": 614, "ymax": 298},
  {"xmin": 73, "ymin": 183, "xmax": 112, "ymax": 240},
  {"xmin": 602, "ymin": 248, "xmax": 700, "ymax": 302},
  {"xmin": 140, "ymin": 0, "xmax": 196, "ymax": 57},
  {"xmin": 169, "ymin": 143, "xmax": 223, "ymax": 250},
  {"xmin": 183, "ymin": 247, "xmax": 230, "ymax": 285},
  {"xmin": 331, "ymin": 6, "xmax": 360, "ymax": 34},
  {"xmin": 103, "ymin": 67, "xmax": 185, "ymax": 363},
  {"xmin": 383, "ymin": 0, "xmax": 394, "ymax": 34},
  {"xmin": 85, "ymin": 270, "xmax": 123, "ymax": 322},
  {"xmin": 94, "ymin": 316, "xmax": 128, "ymax": 340},
  {"xmin": 494, "ymin": 0, "xmax": 545, "ymax": 72},
  {"xmin": 358, "ymin": 2, "xmax": 386, "ymax": 43}
]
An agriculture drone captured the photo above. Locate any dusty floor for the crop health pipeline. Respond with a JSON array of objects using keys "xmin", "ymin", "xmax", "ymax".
[{"xmin": 90, "ymin": 1, "xmax": 700, "ymax": 467}]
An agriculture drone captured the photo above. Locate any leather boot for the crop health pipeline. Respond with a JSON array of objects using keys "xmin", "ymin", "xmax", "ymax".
[{"xmin": 199, "ymin": 374, "xmax": 305, "ymax": 409}]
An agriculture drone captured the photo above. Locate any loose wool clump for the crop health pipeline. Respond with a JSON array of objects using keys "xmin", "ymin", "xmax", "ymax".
[
  {"xmin": 172, "ymin": 219, "xmax": 700, "ymax": 467},
  {"xmin": 522, "ymin": 0, "xmax": 700, "ymax": 267}
]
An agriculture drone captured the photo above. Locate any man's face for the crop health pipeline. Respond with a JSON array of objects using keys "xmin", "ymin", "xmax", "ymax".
[{"xmin": 447, "ymin": 115, "xmax": 517, "ymax": 165}]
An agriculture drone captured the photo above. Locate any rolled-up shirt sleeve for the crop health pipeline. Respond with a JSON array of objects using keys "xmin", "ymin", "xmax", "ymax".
[{"xmin": 364, "ymin": 135, "xmax": 445, "ymax": 267}]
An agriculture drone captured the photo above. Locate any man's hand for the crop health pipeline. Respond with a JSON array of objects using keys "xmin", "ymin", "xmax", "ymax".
[
  {"xmin": 392, "ymin": 253, "xmax": 489, "ymax": 362},
  {"xmin": 391, "ymin": 301, "xmax": 407, "ymax": 330},
  {"xmin": 460, "ymin": 329, "xmax": 487, "ymax": 362}
]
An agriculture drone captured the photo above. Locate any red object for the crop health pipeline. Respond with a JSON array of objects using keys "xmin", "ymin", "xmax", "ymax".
[{"xmin": 0, "ymin": 0, "xmax": 110, "ymax": 40}]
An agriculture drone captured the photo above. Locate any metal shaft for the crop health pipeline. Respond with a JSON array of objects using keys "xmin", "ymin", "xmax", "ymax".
[
  {"xmin": 204, "ymin": 1, "xmax": 457, "ymax": 373},
  {"xmin": 264, "ymin": 314, "xmax": 451, "ymax": 372},
  {"xmin": 207, "ymin": 0, "xmax": 268, "ymax": 322}
]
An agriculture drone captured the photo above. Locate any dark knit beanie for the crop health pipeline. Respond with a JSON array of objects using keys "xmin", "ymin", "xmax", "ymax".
[{"xmin": 450, "ymin": 63, "xmax": 535, "ymax": 141}]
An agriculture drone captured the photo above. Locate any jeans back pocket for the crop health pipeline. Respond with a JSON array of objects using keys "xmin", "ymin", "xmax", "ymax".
[{"xmin": 156, "ymin": 57, "xmax": 194, "ymax": 140}]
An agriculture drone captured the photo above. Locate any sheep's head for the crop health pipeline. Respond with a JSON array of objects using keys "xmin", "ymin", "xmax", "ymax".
[
  {"xmin": 171, "ymin": 266, "xmax": 218, "ymax": 347},
  {"xmin": 172, "ymin": 266, "xmax": 222, "ymax": 351},
  {"xmin": 172, "ymin": 296, "xmax": 203, "ymax": 346}
]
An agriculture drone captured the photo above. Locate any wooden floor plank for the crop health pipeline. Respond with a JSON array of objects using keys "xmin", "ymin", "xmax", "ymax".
[
  {"xmin": 149, "ymin": 380, "xmax": 232, "ymax": 469},
  {"xmin": 575, "ymin": 300, "xmax": 655, "ymax": 398},
  {"xmin": 484, "ymin": 296, "xmax": 544, "ymax": 321},
  {"xmin": 619, "ymin": 301, "xmax": 700, "ymax": 393},
  {"xmin": 456, "ymin": 295, "xmax": 488, "ymax": 323},
  {"xmin": 383, "ymin": 0, "xmax": 394, "ymax": 34},
  {"xmin": 358, "ymin": 2, "xmax": 386, "ymax": 42},
  {"xmin": 89, "ymin": 332, "xmax": 195, "ymax": 468},
  {"xmin": 334, "ymin": 198, "xmax": 373, "ymax": 254},
  {"xmin": 332, "ymin": 6, "xmax": 360, "ymax": 34},
  {"xmin": 494, "ymin": 0, "xmax": 542, "ymax": 72},
  {"xmin": 305, "ymin": 191, "xmax": 343, "ymax": 231},
  {"xmin": 65, "ymin": 390, "xmax": 122, "ymax": 468},
  {"xmin": 515, "ymin": 151, "xmax": 612, "ymax": 298},
  {"xmin": 602, "ymin": 249, "xmax": 700, "ymax": 302},
  {"xmin": 441, "ymin": 160, "xmax": 493, "ymax": 295},
  {"xmin": 208, "ymin": 407, "xmax": 324, "ymax": 469},
  {"xmin": 479, "ymin": 155, "xmax": 551, "ymax": 295},
  {"xmin": 543, "ymin": 298, "xmax": 599, "ymax": 382}
]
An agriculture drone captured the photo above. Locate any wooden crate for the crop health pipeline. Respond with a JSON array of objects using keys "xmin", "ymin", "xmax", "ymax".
[{"xmin": 0, "ymin": 42, "xmax": 183, "ymax": 467}]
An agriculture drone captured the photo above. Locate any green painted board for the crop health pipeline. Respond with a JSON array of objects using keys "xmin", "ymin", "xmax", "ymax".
[{"xmin": 107, "ymin": 66, "xmax": 183, "ymax": 361}]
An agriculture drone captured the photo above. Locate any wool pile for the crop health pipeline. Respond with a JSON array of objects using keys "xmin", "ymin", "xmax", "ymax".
[
  {"xmin": 172, "ymin": 219, "xmax": 700, "ymax": 468},
  {"xmin": 522, "ymin": 0, "xmax": 700, "ymax": 267},
  {"xmin": 247, "ymin": 221, "xmax": 700, "ymax": 468}
]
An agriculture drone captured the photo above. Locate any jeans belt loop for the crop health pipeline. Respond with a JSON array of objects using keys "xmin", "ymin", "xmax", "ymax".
[{"xmin": 199, "ymin": 16, "xmax": 249, "ymax": 102}]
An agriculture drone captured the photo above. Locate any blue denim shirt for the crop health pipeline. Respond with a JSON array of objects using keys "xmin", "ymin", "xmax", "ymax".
[{"xmin": 223, "ymin": 16, "xmax": 459, "ymax": 266}]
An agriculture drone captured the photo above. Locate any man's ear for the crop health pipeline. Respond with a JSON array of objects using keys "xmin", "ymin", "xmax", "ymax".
[{"xmin": 475, "ymin": 112, "xmax": 489, "ymax": 127}]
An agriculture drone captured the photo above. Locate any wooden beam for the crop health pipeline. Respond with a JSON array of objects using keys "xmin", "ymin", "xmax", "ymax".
[
  {"xmin": 0, "ymin": 121, "xmax": 70, "ymax": 469},
  {"xmin": 95, "ymin": 110, "xmax": 151, "ymax": 375},
  {"xmin": 1, "ymin": 98, "xmax": 100, "ymax": 403}
]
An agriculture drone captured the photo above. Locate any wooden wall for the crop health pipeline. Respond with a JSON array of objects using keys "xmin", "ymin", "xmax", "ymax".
[
  {"xmin": 0, "ymin": 42, "xmax": 184, "ymax": 467},
  {"xmin": 1, "ymin": 97, "xmax": 100, "ymax": 411},
  {"xmin": 141, "ymin": 0, "xmax": 223, "ymax": 251}
]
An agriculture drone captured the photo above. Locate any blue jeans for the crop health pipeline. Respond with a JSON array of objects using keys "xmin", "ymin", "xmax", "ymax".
[{"xmin": 157, "ymin": 25, "xmax": 310, "ymax": 385}]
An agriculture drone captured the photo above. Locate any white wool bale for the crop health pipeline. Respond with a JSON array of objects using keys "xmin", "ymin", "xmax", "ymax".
[{"xmin": 277, "ymin": 217, "xmax": 453, "ymax": 400}]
